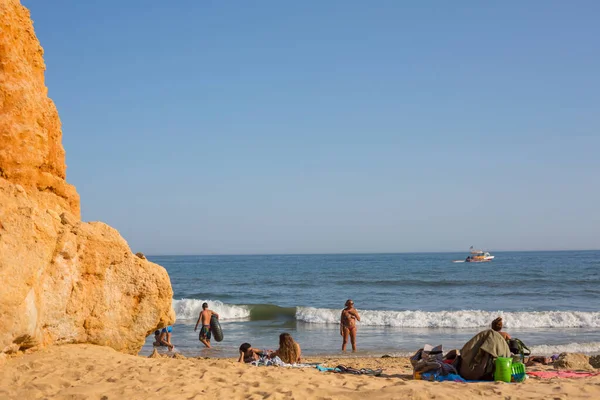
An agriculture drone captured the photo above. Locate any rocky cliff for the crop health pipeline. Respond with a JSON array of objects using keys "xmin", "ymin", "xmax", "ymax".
[{"xmin": 0, "ymin": 0, "xmax": 175, "ymax": 355}]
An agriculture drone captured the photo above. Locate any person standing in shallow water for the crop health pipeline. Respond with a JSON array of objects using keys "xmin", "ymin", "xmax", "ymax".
[
  {"xmin": 194, "ymin": 302, "xmax": 219, "ymax": 348},
  {"xmin": 340, "ymin": 299, "xmax": 360, "ymax": 352}
]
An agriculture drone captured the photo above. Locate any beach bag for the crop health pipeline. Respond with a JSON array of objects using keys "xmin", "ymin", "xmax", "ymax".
[{"xmin": 507, "ymin": 338, "xmax": 531, "ymax": 358}]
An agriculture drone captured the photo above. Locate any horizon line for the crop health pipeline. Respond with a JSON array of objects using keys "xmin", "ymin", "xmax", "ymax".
[{"xmin": 144, "ymin": 248, "xmax": 600, "ymax": 257}]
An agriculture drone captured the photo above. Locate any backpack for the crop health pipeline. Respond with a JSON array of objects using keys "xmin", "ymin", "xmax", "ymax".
[{"xmin": 507, "ymin": 338, "xmax": 531, "ymax": 357}]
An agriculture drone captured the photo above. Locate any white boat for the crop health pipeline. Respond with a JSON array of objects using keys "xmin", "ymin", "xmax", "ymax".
[{"xmin": 453, "ymin": 247, "xmax": 495, "ymax": 263}]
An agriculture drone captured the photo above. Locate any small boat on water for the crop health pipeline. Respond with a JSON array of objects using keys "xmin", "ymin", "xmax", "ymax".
[{"xmin": 453, "ymin": 247, "xmax": 495, "ymax": 263}]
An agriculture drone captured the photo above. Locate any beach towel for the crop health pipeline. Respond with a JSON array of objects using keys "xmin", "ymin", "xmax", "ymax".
[
  {"xmin": 315, "ymin": 365, "xmax": 382, "ymax": 376},
  {"xmin": 527, "ymin": 371, "xmax": 600, "ymax": 379},
  {"xmin": 250, "ymin": 356, "xmax": 317, "ymax": 368},
  {"xmin": 334, "ymin": 365, "xmax": 383, "ymax": 376},
  {"xmin": 421, "ymin": 372, "xmax": 467, "ymax": 382},
  {"xmin": 316, "ymin": 365, "xmax": 340, "ymax": 372}
]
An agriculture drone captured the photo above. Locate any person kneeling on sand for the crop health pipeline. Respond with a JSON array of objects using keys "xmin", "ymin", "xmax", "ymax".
[
  {"xmin": 238, "ymin": 343, "xmax": 263, "ymax": 363},
  {"xmin": 269, "ymin": 333, "xmax": 301, "ymax": 364},
  {"xmin": 194, "ymin": 302, "xmax": 219, "ymax": 348},
  {"xmin": 153, "ymin": 330, "xmax": 161, "ymax": 346},
  {"xmin": 491, "ymin": 317, "xmax": 511, "ymax": 340},
  {"xmin": 158, "ymin": 326, "xmax": 174, "ymax": 351}
]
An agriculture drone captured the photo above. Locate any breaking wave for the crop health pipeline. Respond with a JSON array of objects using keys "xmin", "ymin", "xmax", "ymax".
[
  {"xmin": 529, "ymin": 342, "xmax": 600, "ymax": 355},
  {"xmin": 173, "ymin": 299, "xmax": 250, "ymax": 320},
  {"xmin": 173, "ymin": 299, "xmax": 295, "ymax": 321},
  {"xmin": 173, "ymin": 299, "xmax": 600, "ymax": 328},
  {"xmin": 296, "ymin": 307, "xmax": 600, "ymax": 328}
]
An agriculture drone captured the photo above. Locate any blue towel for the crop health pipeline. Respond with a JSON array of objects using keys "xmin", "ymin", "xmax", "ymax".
[{"xmin": 315, "ymin": 365, "xmax": 340, "ymax": 372}]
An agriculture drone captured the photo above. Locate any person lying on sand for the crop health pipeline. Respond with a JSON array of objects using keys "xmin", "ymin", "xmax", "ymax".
[
  {"xmin": 526, "ymin": 356, "xmax": 553, "ymax": 366},
  {"xmin": 194, "ymin": 302, "xmax": 219, "ymax": 348},
  {"xmin": 340, "ymin": 299, "xmax": 361, "ymax": 352},
  {"xmin": 269, "ymin": 333, "xmax": 301, "ymax": 364},
  {"xmin": 491, "ymin": 317, "xmax": 511, "ymax": 340},
  {"xmin": 238, "ymin": 343, "xmax": 263, "ymax": 363},
  {"xmin": 159, "ymin": 326, "xmax": 174, "ymax": 351}
]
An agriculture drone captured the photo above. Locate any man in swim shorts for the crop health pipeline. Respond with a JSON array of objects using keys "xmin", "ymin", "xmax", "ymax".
[
  {"xmin": 340, "ymin": 299, "xmax": 361, "ymax": 352},
  {"xmin": 194, "ymin": 302, "xmax": 219, "ymax": 348}
]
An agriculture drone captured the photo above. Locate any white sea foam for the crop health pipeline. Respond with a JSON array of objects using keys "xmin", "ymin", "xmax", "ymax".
[
  {"xmin": 295, "ymin": 307, "xmax": 600, "ymax": 328},
  {"xmin": 529, "ymin": 342, "xmax": 600, "ymax": 355},
  {"xmin": 173, "ymin": 299, "xmax": 250, "ymax": 320},
  {"xmin": 173, "ymin": 299, "xmax": 600, "ymax": 328}
]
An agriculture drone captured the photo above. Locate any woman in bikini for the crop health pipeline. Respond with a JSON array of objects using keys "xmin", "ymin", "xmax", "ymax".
[{"xmin": 340, "ymin": 299, "xmax": 360, "ymax": 352}]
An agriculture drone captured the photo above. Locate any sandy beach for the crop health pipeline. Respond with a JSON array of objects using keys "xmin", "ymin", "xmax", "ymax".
[
  {"xmin": 1, "ymin": 345, "xmax": 599, "ymax": 400},
  {"xmin": 2, "ymin": 1, "xmax": 600, "ymax": 400}
]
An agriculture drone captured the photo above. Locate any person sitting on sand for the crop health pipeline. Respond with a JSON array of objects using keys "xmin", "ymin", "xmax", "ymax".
[
  {"xmin": 491, "ymin": 317, "xmax": 511, "ymax": 340},
  {"xmin": 269, "ymin": 333, "xmax": 301, "ymax": 364},
  {"xmin": 340, "ymin": 299, "xmax": 361, "ymax": 352},
  {"xmin": 238, "ymin": 343, "xmax": 263, "ymax": 363},
  {"xmin": 194, "ymin": 302, "xmax": 219, "ymax": 348},
  {"xmin": 159, "ymin": 326, "xmax": 174, "ymax": 351}
]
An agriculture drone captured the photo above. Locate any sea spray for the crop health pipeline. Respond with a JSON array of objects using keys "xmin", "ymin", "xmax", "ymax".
[
  {"xmin": 173, "ymin": 299, "xmax": 600, "ymax": 328},
  {"xmin": 529, "ymin": 342, "xmax": 600, "ymax": 355},
  {"xmin": 296, "ymin": 307, "xmax": 600, "ymax": 328},
  {"xmin": 172, "ymin": 299, "xmax": 250, "ymax": 320}
]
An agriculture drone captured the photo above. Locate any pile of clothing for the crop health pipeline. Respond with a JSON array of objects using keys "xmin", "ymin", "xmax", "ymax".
[{"xmin": 410, "ymin": 344, "xmax": 460, "ymax": 381}]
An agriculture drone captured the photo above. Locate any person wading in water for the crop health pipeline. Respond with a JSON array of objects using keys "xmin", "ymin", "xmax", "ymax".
[{"xmin": 340, "ymin": 299, "xmax": 361, "ymax": 352}]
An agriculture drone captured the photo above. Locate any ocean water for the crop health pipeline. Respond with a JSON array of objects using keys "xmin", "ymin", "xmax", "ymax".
[{"xmin": 141, "ymin": 251, "xmax": 600, "ymax": 358}]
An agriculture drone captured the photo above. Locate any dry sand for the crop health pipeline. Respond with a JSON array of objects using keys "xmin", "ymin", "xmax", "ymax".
[{"xmin": 1, "ymin": 345, "xmax": 600, "ymax": 400}]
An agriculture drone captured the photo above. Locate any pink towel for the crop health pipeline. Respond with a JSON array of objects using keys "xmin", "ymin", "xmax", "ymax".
[{"xmin": 527, "ymin": 371, "xmax": 600, "ymax": 379}]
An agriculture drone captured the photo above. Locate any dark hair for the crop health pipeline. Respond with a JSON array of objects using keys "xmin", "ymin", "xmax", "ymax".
[
  {"xmin": 491, "ymin": 317, "xmax": 503, "ymax": 331},
  {"xmin": 154, "ymin": 330, "xmax": 160, "ymax": 336},
  {"xmin": 239, "ymin": 343, "xmax": 251, "ymax": 352},
  {"xmin": 202, "ymin": 302, "xmax": 208, "ymax": 309}
]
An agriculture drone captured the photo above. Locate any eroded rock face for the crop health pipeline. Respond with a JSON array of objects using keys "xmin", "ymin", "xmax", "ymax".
[
  {"xmin": 0, "ymin": 0, "xmax": 175, "ymax": 354},
  {"xmin": 0, "ymin": 0, "xmax": 79, "ymax": 216}
]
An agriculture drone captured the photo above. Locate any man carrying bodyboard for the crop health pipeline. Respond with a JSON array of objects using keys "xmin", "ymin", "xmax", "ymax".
[{"xmin": 194, "ymin": 302, "xmax": 219, "ymax": 348}]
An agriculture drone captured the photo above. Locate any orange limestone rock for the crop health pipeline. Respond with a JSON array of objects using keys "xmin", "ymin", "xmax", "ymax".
[
  {"xmin": 0, "ymin": 0, "xmax": 79, "ymax": 216},
  {"xmin": 0, "ymin": 0, "xmax": 175, "ymax": 355}
]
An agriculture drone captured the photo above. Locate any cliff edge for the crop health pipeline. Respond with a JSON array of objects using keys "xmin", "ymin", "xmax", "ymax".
[{"xmin": 0, "ymin": 0, "xmax": 175, "ymax": 355}]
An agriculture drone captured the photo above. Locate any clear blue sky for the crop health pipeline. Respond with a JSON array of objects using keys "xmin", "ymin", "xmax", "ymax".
[{"xmin": 25, "ymin": 0, "xmax": 599, "ymax": 254}]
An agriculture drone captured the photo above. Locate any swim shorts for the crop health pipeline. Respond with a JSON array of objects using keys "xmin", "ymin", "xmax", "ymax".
[
  {"xmin": 161, "ymin": 326, "xmax": 173, "ymax": 333},
  {"xmin": 199, "ymin": 325, "xmax": 211, "ymax": 340}
]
